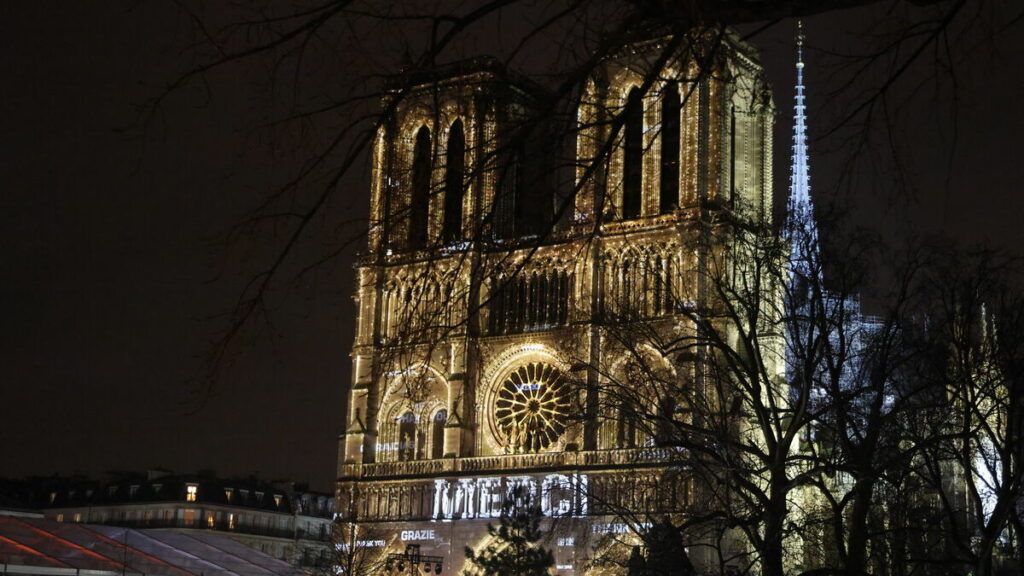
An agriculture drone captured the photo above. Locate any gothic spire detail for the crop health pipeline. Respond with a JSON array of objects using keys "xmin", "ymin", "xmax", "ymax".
[{"xmin": 786, "ymin": 20, "xmax": 820, "ymax": 281}]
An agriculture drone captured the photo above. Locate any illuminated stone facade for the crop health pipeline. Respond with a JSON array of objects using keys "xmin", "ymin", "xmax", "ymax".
[{"xmin": 339, "ymin": 33, "xmax": 774, "ymax": 575}]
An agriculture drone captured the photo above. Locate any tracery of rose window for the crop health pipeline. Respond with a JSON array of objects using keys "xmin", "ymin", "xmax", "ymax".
[{"xmin": 493, "ymin": 362, "xmax": 569, "ymax": 453}]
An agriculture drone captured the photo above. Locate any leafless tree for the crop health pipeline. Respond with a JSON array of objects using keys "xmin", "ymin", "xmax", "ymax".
[
  {"xmin": 148, "ymin": 0, "xmax": 1021, "ymax": 399},
  {"xmin": 333, "ymin": 488, "xmax": 394, "ymax": 576},
  {"xmin": 901, "ymin": 250, "xmax": 1024, "ymax": 576},
  {"xmin": 148, "ymin": 2, "xmax": 1024, "ymax": 574}
]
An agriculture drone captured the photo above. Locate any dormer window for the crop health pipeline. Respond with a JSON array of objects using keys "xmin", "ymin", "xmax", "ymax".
[
  {"xmin": 49, "ymin": 492, "xmax": 57, "ymax": 504},
  {"xmin": 108, "ymin": 486, "xmax": 117, "ymax": 497},
  {"xmin": 186, "ymin": 484, "xmax": 198, "ymax": 502},
  {"xmin": 273, "ymin": 494, "xmax": 283, "ymax": 508},
  {"xmin": 255, "ymin": 491, "xmax": 265, "ymax": 503},
  {"xmin": 129, "ymin": 485, "xmax": 139, "ymax": 498},
  {"xmin": 153, "ymin": 483, "xmax": 162, "ymax": 494},
  {"xmin": 224, "ymin": 488, "xmax": 234, "ymax": 502}
]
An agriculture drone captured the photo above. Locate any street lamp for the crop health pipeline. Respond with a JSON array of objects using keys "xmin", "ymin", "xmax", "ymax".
[{"xmin": 384, "ymin": 544, "xmax": 444, "ymax": 574}]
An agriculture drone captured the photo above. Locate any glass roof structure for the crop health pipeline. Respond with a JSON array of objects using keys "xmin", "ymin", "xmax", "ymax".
[{"xmin": 0, "ymin": 516, "xmax": 310, "ymax": 576}]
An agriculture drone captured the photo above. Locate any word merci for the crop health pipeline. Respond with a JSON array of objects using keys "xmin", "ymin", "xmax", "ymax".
[{"xmin": 431, "ymin": 474, "xmax": 588, "ymax": 521}]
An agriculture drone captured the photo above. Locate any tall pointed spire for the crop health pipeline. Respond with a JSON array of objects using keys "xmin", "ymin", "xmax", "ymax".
[
  {"xmin": 789, "ymin": 21, "xmax": 810, "ymax": 213},
  {"xmin": 786, "ymin": 20, "xmax": 820, "ymax": 281}
]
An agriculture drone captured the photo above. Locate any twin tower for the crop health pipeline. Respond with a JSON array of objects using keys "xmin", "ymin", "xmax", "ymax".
[{"xmin": 340, "ymin": 30, "xmax": 774, "ymax": 575}]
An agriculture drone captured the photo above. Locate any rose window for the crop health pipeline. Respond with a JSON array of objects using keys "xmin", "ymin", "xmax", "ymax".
[{"xmin": 494, "ymin": 362, "xmax": 570, "ymax": 453}]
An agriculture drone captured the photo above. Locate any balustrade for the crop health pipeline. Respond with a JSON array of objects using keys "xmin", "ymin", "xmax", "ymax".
[{"xmin": 341, "ymin": 446, "xmax": 683, "ymax": 480}]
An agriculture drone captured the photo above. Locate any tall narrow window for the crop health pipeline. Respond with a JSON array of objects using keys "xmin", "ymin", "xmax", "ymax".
[
  {"xmin": 622, "ymin": 88, "xmax": 643, "ymax": 219},
  {"xmin": 655, "ymin": 397, "xmax": 678, "ymax": 446},
  {"xmin": 617, "ymin": 402, "xmax": 639, "ymax": 448},
  {"xmin": 431, "ymin": 409, "xmax": 447, "ymax": 459},
  {"xmin": 494, "ymin": 147, "xmax": 521, "ymax": 239},
  {"xmin": 660, "ymin": 83, "xmax": 680, "ymax": 212},
  {"xmin": 398, "ymin": 411, "xmax": 416, "ymax": 461},
  {"xmin": 442, "ymin": 120, "xmax": 465, "ymax": 243},
  {"xmin": 409, "ymin": 126, "xmax": 431, "ymax": 249}
]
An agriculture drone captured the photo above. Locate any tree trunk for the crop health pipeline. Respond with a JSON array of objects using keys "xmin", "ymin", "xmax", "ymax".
[
  {"xmin": 762, "ymin": 473, "xmax": 788, "ymax": 576},
  {"xmin": 845, "ymin": 476, "xmax": 875, "ymax": 576}
]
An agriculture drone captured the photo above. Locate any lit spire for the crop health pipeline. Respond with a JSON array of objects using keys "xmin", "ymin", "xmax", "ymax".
[{"xmin": 786, "ymin": 20, "xmax": 820, "ymax": 281}]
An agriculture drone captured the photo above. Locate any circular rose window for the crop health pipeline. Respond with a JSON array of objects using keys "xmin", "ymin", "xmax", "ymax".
[{"xmin": 494, "ymin": 362, "xmax": 570, "ymax": 453}]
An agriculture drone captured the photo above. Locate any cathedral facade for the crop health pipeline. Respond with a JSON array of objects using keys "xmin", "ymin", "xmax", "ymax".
[{"xmin": 338, "ymin": 31, "xmax": 775, "ymax": 575}]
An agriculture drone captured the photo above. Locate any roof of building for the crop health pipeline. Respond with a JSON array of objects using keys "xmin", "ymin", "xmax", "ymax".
[
  {"xmin": 0, "ymin": 516, "xmax": 309, "ymax": 576},
  {"xmin": 6, "ymin": 473, "xmax": 333, "ymax": 519}
]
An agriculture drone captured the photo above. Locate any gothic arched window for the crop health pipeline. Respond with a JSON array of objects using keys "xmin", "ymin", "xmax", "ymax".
[
  {"xmin": 622, "ymin": 87, "xmax": 643, "ymax": 220},
  {"xmin": 617, "ymin": 400, "xmax": 640, "ymax": 449},
  {"xmin": 654, "ymin": 396, "xmax": 679, "ymax": 446},
  {"xmin": 442, "ymin": 120, "xmax": 465, "ymax": 243},
  {"xmin": 409, "ymin": 126, "xmax": 431, "ymax": 249},
  {"xmin": 431, "ymin": 409, "xmax": 447, "ymax": 459},
  {"xmin": 494, "ymin": 146, "xmax": 521, "ymax": 239},
  {"xmin": 398, "ymin": 411, "xmax": 416, "ymax": 462},
  {"xmin": 660, "ymin": 83, "xmax": 680, "ymax": 213}
]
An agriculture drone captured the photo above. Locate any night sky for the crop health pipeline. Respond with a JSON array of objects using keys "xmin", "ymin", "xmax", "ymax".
[{"xmin": 3, "ymin": 2, "xmax": 1022, "ymax": 493}]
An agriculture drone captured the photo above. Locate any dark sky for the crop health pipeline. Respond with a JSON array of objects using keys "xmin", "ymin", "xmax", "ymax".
[{"xmin": 2, "ymin": 2, "xmax": 1022, "ymax": 493}]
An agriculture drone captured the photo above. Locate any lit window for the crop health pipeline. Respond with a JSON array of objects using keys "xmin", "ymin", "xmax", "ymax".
[
  {"xmin": 186, "ymin": 484, "xmax": 198, "ymax": 502},
  {"xmin": 73, "ymin": 513, "xmax": 82, "ymax": 523},
  {"xmin": 183, "ymin": 509, "xmax": 196, "ymax": 526},
  {"xmin": 49, "ymin": 492, "xmax": 57, "ymax": 504},
  {"xmin": 273, "ymin": 494, "xmax": 283, "ymax": 508},
  {"xmin": 228, "ymin": 513, "xmax": 236, "ymax": 530},
  {"xmin": 224, "ymin": 488, "xmax": 233, "ymax": 502},
  {"xmin": 56, "ymin": 513, "xmax": 64, "ymax": 522},
  {"xmin": 207, "ymin": 513, "xmax": 215, "ymax": 528}
]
